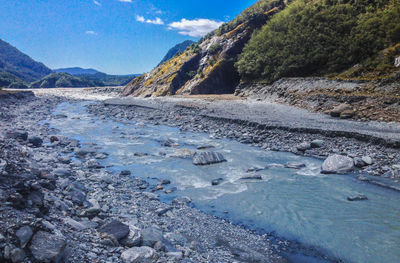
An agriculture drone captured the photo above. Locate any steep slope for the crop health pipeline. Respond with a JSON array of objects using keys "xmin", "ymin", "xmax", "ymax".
[
  {"xmin": 123, "ymin": 0, "xmax": 287, "ymax": 97},
  {"xmin": 54, "ymin": 67, "xmax": 100, "ymax": 75},
  {"xmin": 0, "ymin": 39, "xmax": 52, "ymax": 82},
  {"xmin": 158, "ymin": 40, "xmax": 195, "ymax": 66},
  {"xmin": 237, "ymin": 0, "xmax": 400, "ymax": 83}
]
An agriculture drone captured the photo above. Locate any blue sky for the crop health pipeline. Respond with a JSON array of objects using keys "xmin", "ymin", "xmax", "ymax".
[{"xmin": 0, "ymin": 0, "xmax": 257, "ymax": 75}]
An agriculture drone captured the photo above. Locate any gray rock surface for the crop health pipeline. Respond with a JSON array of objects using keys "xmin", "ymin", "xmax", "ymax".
[
  {"xmin": 120, "ymin": 246, "xmax": 158, "ymax": 263},
  {"xmin": 321, "ymin": 154, "xmax": 354, "ymax": 174},
  {"xmin": 99, "ymin": 220, "xmax": 130, "ymax": 241},
  {"xmin": 16, "ymin": 226, "xmax": 33, "ymax": 248},
  {"xmin": 193, "ymin": 152, "xmax": 226, "ymax": 165},
  {"xmin": 29, "ymin": 231, "xmax": 66, "ymax": 263}
]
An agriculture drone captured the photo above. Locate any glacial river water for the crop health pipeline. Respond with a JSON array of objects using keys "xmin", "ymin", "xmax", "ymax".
[{"xmin": 48, "ymin": 101, "xmax": 400, "ymax": 263}]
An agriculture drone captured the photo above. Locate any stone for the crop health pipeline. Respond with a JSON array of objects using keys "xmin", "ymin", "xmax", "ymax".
[
  {"xmin": 29, "ymin": 231, "xmax": 66, "ymax": 263},
  {"xmin": 285, "ymin": 162, "xmax": 306, "ymax": 169},
  {"xmin": 99, "ymin": 220, "xmax": 130, "ymax": 241},
  {"xmin": 197, "ymin": 145, "xmax": 215, "ymax": 150},
  {"xmin": 330, "ymin": 103, "xmax": 352, "ymax": 118},
  {"xmin": 246, "ymin": 167, "xmax": 263, "ymax": 172},
  {"xmin": 28, "ymin": 136, "xmax": 43, "ymax": 147},
  {"xmin": 296, "ymin": 142, "xmax": 311, "ymax": 151},
  {"xmin": 64, "ymin": 217, "xmax": 88, "ymax": 231},
  {"xmin": 163, "ymin": 139, "xmax": 179, "ymax": 147},
  {"xmin": 347, "ymin": 195, "xmax": 368, "ymax": 201},
  {"xmin": 211, "ymin": 178, "xmax": 224, "ymax": 186},
  {"xmin": 340, "ymin": 110, "xmax": 355, "ymax": 119},
  {"xmin": 121, "ymin": 225, "xmax": 142, "ymax": 248},
  {"xmin": 240, "ymin": 175, "xmax": 262, "ymax": 180},
  {"xmin": 310, "ymin": 139, "xmax": 324, "ymax": 148},
  {"xmin": 321, "ymin": 154, "xmax": 354, "ymax": 174},
  {"xmin": 10, "ymin": 248, "xmax": 25, "ymax": 263},
  {"xmin": 142, "ymin": 192, "xmax": 158, "ymax": 200},
  {"xmin": 16, "ymin": 226, "xmax": 33, "ymax": 248},
  {"xmin": 193, "ymin": 152, "xmax": 226, "ymax": 165},
  {"xmin": 120, "ymin": 170, "xmax": 132, "ymax": 176},
  {"xmin": 121, "ymin": 247, "xmax": 158, "ymax": 263},
  {"xmin": 50, "ymin": 136, "xmax": 59, "ymax": 143},
  {"xmin": 68, "ymin": 189, "xmax": 86, "ymax": 206},
  {"xmin": 87, "ymin": 159, "xmax": 103, "ymax": 169},
  {"xmin": 141, "ymin": 227, "xmax": 163, "ymax": 247},
  {"xmin": 394, "ymin": 56, "xmax": 400, "ymax": 67},
  {"xmin": 172, "ymin": 196, "xmax": 192, "ymax": 206},
  {"xmin": 354, "ymin": 157, "xmax": 366, "ymax": 168},
  {"xmin": 361, "ymin": 156, "xmax": 373, "ymax": 165},
  {"xmin": 53, "ymin": 168, "xmax": 71, "ymax": 177},
  {"xmin": 6, "ymin": 130, "xmax": 28, "ymax": 141},
  {"xmin": 0, "ymin": 158, "xmax": 6, "ymax": 172}
]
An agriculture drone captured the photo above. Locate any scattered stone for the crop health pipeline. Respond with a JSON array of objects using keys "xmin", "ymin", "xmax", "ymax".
[
  {"xmin": 330, "ymin": 103, "xmax": 353, "ymax": 118},
  {"xmin": 121, "ymin": 225, "xmax": 142, "ymax": 248},
  {"xmin": 354, "ymin": 157, "xmax": 366, "ymax": 168},
  {"xmin": 99, "ymin": 220, "xmax": 130, "ymax": 241},
  {"xmin": 53, "ymin": 168, "xmax": 71, "ymax": 177},
  {"xmin": 197, "ymin": 145, "xmax": 215, "ymax": 150},
  {"xmin": 16, "ymin": 226, "xmax": 33, "ymax": 248},
  {"xmin": 50, "ymin": 136, "xmax": 59, "ymax": 143},
  {"xmin": 296, "ymin": 142, "xmax": 311, "ymax": 151},
  {"xmin": 161, "ymin": 179, "xmax": 171, "ymax": 185},
  {"xmin": 28, "ymin": 136, "xmax": 43, "ymax": 147},
  {"xmin": 121, "ymin": 247, "xmax": 158, "ymax": 263},
  {"xmin": 240, "ymin": 174, "xmax": 262, "ymax": 180},
  {"xmin": 29, "ymin": 231, "xmax": 66, "ymax": 263},
  {"xmin": 169, "ymin": 148, "xmax": 195, "ymax": 158},
  {"xmin": 193, "ymin": 152, "xmax": 226, "ymax": 165},
  {"xmin": 211, "ymin": 178, "xmax": 224, "ymax": 186},
  {"xmin": 347, "ymin": 195, "xmax": 368, "ymax": 201},
  {"xmin": 142, "ymin": 192, "xmax": 158, "ymax": 201},
  {"xmin": 246, "ymin": 167, "xmax": 263, "ymax": 172},
  {"xmin": 310, "ymin": 139, "xmax": 324, "ymax": 148},
  {"xmin": 285, "ymin": 162, "xmax": 306, "ymax": 169},
  {"xmin": 141, "ymin": 227, "xmax": 163, "ymax": 247},
  {"xmin": 10, "ymin": 248, "xmax": 25, "ymax": 263},
  {"xmin": 6, "ymin": 130, "xmax": 28, "ymax": 141},
  {"xmin": 120, "ymin": 170, "xmax": 132, "ymax": 176},
  {"xmin": 163, "ymin": 139, "xmax": 179, "ymax": 147},
  {"xmin": 172, "ymin": 196, "xmax": 192, "ymax": 206},
  {"xmin": 68, "ymin": 189, "xmax": 87, "ymax": 206},
  {"xmin": 362, "ymin": 156, "xmax": 373, "ymax": 165},
  {"xmin": 321, "ymin": 154, "xmax": 354, "ymax": 174},
  {"xmin": 340, "ymin": 110, "xmax": 355, "ymax": 119}
]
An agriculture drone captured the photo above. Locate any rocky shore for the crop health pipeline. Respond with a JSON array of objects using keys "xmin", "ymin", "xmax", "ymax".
[{"xmin": 0, "ymin": 91, "xmax": 286, "ymax": 262}]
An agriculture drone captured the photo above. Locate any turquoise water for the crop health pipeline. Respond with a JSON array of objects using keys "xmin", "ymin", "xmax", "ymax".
[{"xmin": 49, "ymin": 102, "xmax": 400, "ymax": 263}]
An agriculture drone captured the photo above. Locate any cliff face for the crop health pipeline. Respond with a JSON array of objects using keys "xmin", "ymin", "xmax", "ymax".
[{"xmin": 123, "ymin": 1, "xmax": 286, "ymax": 97}]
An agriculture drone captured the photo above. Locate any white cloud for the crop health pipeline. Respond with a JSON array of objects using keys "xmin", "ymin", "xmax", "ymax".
[
  {"xmin": 136, "ymin": 15, "xmax": 145, "ymax": 22},
  {"xmin": 85, "ymin": 30, "xmax": 98, "ymax": 35},
  {"xmin": 136, "ymin": 15, "xmax": 164, "ymax": 25},
  {"xmin": 93, "ymin": 0, "xmax": 101, "ymax": 6},
  {"xmin": 119, "ymin": 0, "xmax": 132, "ymax": 2},
  {"xmin": 146, "ymin": 17, "xmax": 164, "ymax": 25},
  {"xmin": 168, "ymin": 19, "xmax": 223, "ymax": 37}
]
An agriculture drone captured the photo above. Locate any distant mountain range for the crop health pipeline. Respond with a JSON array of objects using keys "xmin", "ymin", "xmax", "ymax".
[
  {"xmin": 54, "ymin": 67, "xmax": 101, "ymax": 76},
  {"xmin": 0, "ymin": 38, "xmax": 139, "ymax": 89},
  {"xmin": 158, "ymin": 40, "xmax": 195, "ymax": 66},
  {"xmin": 0, "ymin": 39, "xmax": 52, "ymax": 83}
]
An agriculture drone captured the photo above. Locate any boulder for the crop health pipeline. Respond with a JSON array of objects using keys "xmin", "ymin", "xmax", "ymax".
[
  {"xmin": 193, "ymin": 152, "xmax": 226, "ymax": 165},
  {"xmin": 99, "ymin": 220, "xmax": 130, "ymax": 241},
  {"xmin": 29, "ymin": 231, "xmax": 66, "ymax": 263},
  {"xmin": 310, "ymin": 139, "xmax": 324, "ymax": 148},
  {"xmin": 330, "ymin": 103, "xmax": 353, "ymax": 117},
  {"xmin": 121, "ymin": 225, "xmax": 142, "ymax": 247},
  {"xmin": 28, "ymin": 136, "xmax": 43, "ymax": 147},
  {"xmin": 141, "ymin": 227, "xmax": 163, "ymax": 247},
  {"xmin": 285, "ymin": 162, "xmax": 306, "ymax": 169},
  {"xmin": 296, "ymin": 142, "xmax": 311, "ymax": 151},
  {"xmin": 10, "ymin": 248, "xmax": 25, "ymax": 263},
  {"xmin": 121, "ymin": 246, "xmax": 158, "ymax": 263},
  {"xmin": 16, "ymin": 226, "xmax": 33, "ymax": 248},
  {"xmin": 321, "ymin": 154, "xmax": 354, "ymax": 174}
]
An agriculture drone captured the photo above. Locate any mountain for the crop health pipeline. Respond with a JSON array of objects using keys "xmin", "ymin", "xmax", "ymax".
[
  {"xmin": 0, "ymin": 38, "xmax": 52, "ymax": 82},
  {"xmin": 30, "ymin": 72, "xmax": 103, "ymax": 89},
  {"xmin": 123, "ymin": 0, "xmax": 400, "ymax": 97},
  {"xmin": 158, "ymin": 40, "xmax": 196, "ymax": 66},
  {"xmin": 54, "ymin": 67, "xmax": 100, "ymax": 76}
]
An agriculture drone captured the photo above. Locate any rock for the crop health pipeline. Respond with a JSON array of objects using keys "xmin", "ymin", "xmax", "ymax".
[
  {"xmin": 161, "ymin": 179, "xmax": 171, "ymax": 185},
  {"xmin": 53, "ymin": 168, "xmax": 71, "ymax": 177},
  {"xmin": 169, "ymin": 148, "xmax": 195, "ymax": 158},
  {"xmin": 296, "ymin": 142, "xmax": 311, "ymax": 151},
  {"xmin": 86, "ymin": 159, "xmax": 103, "ymax": 169},
  {"xmin": 211, "ymin": 178, "xmax": 224, "ymax": 186},
  {"xmin": 120, "ymin": 170, "xmax": 132, "ymax": 176},
  {"xmin": 330, "ymin": 103, "xmax": 353, "ymax": 118},
  {"xmin": 95, "ymin": 152, "xmax": 108, "ymax": 159},
  {"xmin": 6, "ymin": 130, "xmax": 28, "ymax": 141},
  {"xmin": 321, "ymin": 154, "xmax": 354, "ymax": 174},
  {"xmin": 50, "ymin": 136, "xmax": 59, "ymax": 143},
  {"xmin": 166, "ymin": 251, "xmax": 183, "ymax": 260},
  {"xmin": 10, "ymin": 248, "xmax": 25, "ymax": 263},
  {"xmin": 29, "ymin": 231, "xmax": 66, "ymax": 263},
  {"xmin": 16, "ymin": 226, "xmax": 33, "ymax": 248},
  {"xmin": 142, "ymin": 192, "xmax": 158, "ymax": 200},
  {"xmin": 285, "ymin": 162, "xmax": 306, "ymax": 169},
  {"xmin": 354, "ymin": 157, "xmax": 366, "ymax": 168},
  {"xmin": 347, "ymin": 195, "xmax": 368, "ymax": 201},
  {"xmin": 68, "ymin": 189, "xmax": 86, "ymax": 206},
  {"xmin": 310, "ymin": 139, "xmax": 324, "ymax": 148},
  {"xmin": 75, "ymin": 148, "xmax": 97, "ymax": 158},
  {"xmin": 193, "ymin": 152, "xmax": 226, "ymax": 165},
  {"xmin": 28, "ymin": 136, "xmax": 43, "ymax": 147},
  {"xmin": 240, "ymin": 175, "xmax": 262, "ymax": 180},
  {"xmin": 121, "ymin": 247, "xmax": 158, "ymax": 263},
  {"xmin": 361, "ymin": 156, "xmax": 373, "ymax": 165},
  {"xmin": 340, "ymin": 110, "xmax": 355, "ymax": 119},
  {"xmin": 246, "ymin": 167, "xmax": 263, "ymax": 172},
  {"xmin": 0, "ymin": 158, "xmax": 7, "ymax": 172},
  {"xmin": 395, "ymin": 56, "xmax": 400, "ymax": 67},
  {"xmin": 172, "ymin": 196, "xmax": 192, "ymax": 206},
  {"xmin": 197, "ymin": 145, "xmax": 215, "ymax": 150},
  {"xmin": 63, "ymin": 217, "xmax": 89, "ymax": 231},
  {"xmin": 141, "ymin": 227, "xmax": 163, "ymax": 247},
  {"xmin": 163, "ymin": 139, "xmax": 179, "ymax": 147},
  {"xmin": 99, "ymin": 220, "xmax": 130, "ymax": 241},
  {"xmin": 121, "ymin": 225, "xmax": 142, "ymax": 247}
]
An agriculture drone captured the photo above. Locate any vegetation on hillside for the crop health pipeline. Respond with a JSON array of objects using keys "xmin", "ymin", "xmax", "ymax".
[
  {"xmin": 236, "ymin": 0, "xmax": 400, "ymax": 83},
  {"xmin": 30, "ymin": 73, "xmax": 103, "ymax": 89},
  {"xmin": 158, "ymin": 40, "xmax": 195, "ymax": 66},
  {"xmin": 0, "ymin": 39, "xmax": 52, "ymax": 82}
]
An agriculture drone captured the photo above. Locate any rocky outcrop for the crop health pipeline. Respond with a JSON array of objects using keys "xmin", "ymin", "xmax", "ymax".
[
  {"xmin": 122, "ymin": 1, "xmax": 286, "ymax": 97},
  {"xmin": 193, "ymin": 152, "xmax": 227, "ymax": 165},
  {"xmin": 321, "ymin": 154, "xmax": 354, "ymax": 174}
]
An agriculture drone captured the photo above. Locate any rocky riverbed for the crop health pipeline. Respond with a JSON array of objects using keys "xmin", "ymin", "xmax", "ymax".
[
  {"xmin": 0, "ymin": 91, "xmax": 287, "ymax": 262},
  {"xmin": 1, "ymin": 88, "xmax": 400, "ymax": 263}
]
